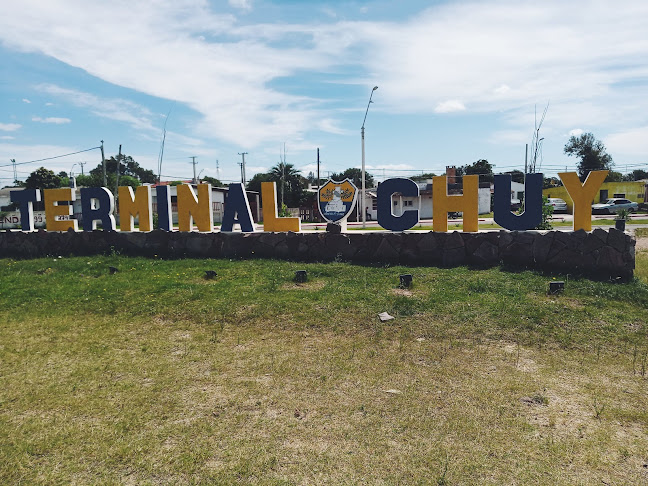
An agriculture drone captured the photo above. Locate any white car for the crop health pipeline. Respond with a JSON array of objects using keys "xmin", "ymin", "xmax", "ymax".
[
  {"xmin": 546, "ymin": 198, "xmax": 568, "ymax": 213},
  {"xmin": 591, "ymin": 198, "xmax": 639, "ymax": 214}
]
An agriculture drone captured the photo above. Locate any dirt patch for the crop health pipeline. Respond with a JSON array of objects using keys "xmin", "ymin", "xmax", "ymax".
[
  {"xmin": 280, "ymin": 280, "xmax": 326, "ymax": 291},
  {"xmin": 635, "ymin": 235, "xmax": 648, "ymax": 251},
  {"xmin": 391, "ymin": 288, "xmax": 413, "ymax": 297}
]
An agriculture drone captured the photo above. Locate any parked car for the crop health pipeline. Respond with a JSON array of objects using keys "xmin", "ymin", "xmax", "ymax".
[
  {"xmin": 591, "ymin": 198, "xmax": 639, "ymax": 214},
  {"xmin": 546, "ymin": 198, "xmax": 568, "ymax": 213}
]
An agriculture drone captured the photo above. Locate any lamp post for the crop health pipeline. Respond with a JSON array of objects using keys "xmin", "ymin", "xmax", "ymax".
[
  {"xmin": 70, "ymin": 163, "xmax": 77, "ymax": 178},
  {"xmin": 361, "ymin": 86, "xmax": 378, "ymax": 229}
]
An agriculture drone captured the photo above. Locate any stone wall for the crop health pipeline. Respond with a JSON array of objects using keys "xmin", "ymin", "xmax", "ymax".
[{"xmin": 0, "ymin": 228, "xmax": 635, "ymax": 280}]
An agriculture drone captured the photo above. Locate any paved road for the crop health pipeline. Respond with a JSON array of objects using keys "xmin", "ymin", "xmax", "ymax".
[{"xmin": 301, "ymin": 214, "xmax": 648, "ymax": 234}]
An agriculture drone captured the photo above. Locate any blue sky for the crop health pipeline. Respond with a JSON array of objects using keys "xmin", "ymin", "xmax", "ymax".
[{"xmin": 1, "ymin": 0, "xmax": 647, "ymax": 187}]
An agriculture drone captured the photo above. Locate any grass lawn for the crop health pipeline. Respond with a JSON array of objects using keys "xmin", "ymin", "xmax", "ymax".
[{"xmin": 1, "ymin": 249, "xmax": 648, "ymax": 484}]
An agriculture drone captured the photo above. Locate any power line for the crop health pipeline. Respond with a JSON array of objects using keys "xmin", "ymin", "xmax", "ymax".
[{"xmin": 0, "ymin": 146, "xmax": 101, "ymax": 168}]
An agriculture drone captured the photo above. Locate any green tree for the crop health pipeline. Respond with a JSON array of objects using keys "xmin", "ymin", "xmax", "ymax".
[
  {"xmin": 329, "ymin": 168, "xmax": 375, "ymax": 189},
  {"xmin": 564, "ymin": 132, "xmax": 613, "ymax": 181},
  {"xmin": 536, "ymin": 195, "xmax": 554, "ymax": 230},
  {"xmin": 268, "ymin": 162, "xmax": 306, "ymax": 207},
  {"xmin": 25, "ymin": 167, "xmax": 62, "ymax": 189},
  {"xmin": 626, "ymin": 169, "xmax": 648, "ymax": 181},
  {"xmin": 458, "ymin": 159, "xmax": 494, "ymax": 183},
  {"xmin": 504, "ymin": 170, "xmax": 525, "ymax": 184},
  {"xmin": 543, "ymin": 176, "xmax": 562, "ymax": 189},
  {"xmin": 75, "ymin": 174, "xmax": 101, "ymax": 187},
  {"xmin": 88, "ymin": 154, "xmax": 157, "ymax": 185},
  {"xmin": 605, "ymin": 170, "xmax": 623, "ymax": 182},
  {"xmin": 118, "ymin": 175, "xmax": 141, "ymax": 188},
  {"xmin": 246, "ymin": 172, "xmax": 273, "ymax": 193},
  {"xmin": 201, "ymin": 176, "xmax": 223, "ymax": 186}
]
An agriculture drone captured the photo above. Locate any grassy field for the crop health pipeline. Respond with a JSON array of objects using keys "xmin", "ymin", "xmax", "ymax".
[{"xmin": 1, "ymin": 247, "xmax": 648, "ymax": 484}]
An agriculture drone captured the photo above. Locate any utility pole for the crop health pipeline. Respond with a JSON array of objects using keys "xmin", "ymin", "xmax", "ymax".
[
  {"xmin": 280, "ymin": 144, "xmax": 286, "ymax": 206},
  {"xmin": 361, "ymin": 86, "xmax": 378, "ymax": 229},
  {"xmin": 216, "ymin": 159, "xmax": 220, "ymax": 181},
  {"xmin": 79, "ymin": 161, "xmax": 86, "ymax": 175},
  {"xmin": 524, "ymin": 143, "xmax": 528, "ymax": 174},
  {"xmin": 11, "ymin": 159, "xmax": 17, "ymax": 184},
  {"xmin": 115, "ymin": 144, "xmax": 122, "ymax": 201},
  {"xmin": 238, "ymin": 152, "xmax": 248, "ymax": 186},
  {"xmin": 190, "ymin": 156, "xmax": 197, "ymax": 184},
  {"xmin": 100, "ymin": 140, "xmax": 106, "ymax": 186}
]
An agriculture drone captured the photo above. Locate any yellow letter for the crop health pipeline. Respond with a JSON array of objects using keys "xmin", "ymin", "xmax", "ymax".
[
  {"xmin": 118, "ymin": 186, "xmax": 152, "ymax": 231},
  {"xmin": 44, "ymin": 188, "xmax": 78, "ymax": 232},
  {"xmin": 559, "ymin": 171, "xmax": 608, "ymax": 231},
  {"xmin": 176, "ymin": 184, "xmax": 213, "ymax": 232},
  {"xmin": 261, "ymin": 182, "xmax": 300, "ymax": 232},
  {"xmin": 432, "ymin": 175, "xmax": 479, "ymax": 232}
]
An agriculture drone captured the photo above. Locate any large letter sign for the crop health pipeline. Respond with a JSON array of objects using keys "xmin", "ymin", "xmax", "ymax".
[
  {"xmin": 377, "ymin": 178, "xmax": 420, "ymax": 231},
  {"xmin": 433, "ymin": 175, "xmax": 479, "ymax": 232},
  {"xmin": 493, "ymin": 173, "xmax": 543, "ymax": 231},
  {"xmin": 7, "ymin": 170, "xmax": 612, "ymax": 235},
  {"xmin": 559, "ymin": 170, "xmax": 608, "ymax": 232},
  {"xmin": 10, "ymin": 189, "xmax": 41, "ymax": 231},
  {"xmin": 44, "ymin": 188, "xmax": 78, "ymax": 232},
  {"xmin": 80, "ymin": 187, "xmax": 116, "ymax": 231},
  {"xmin": 177, "ymin": 184, "xmax": 213, "ymax": 232},
  {"xmin": 156, "ymin": 185, "xmax": 173, "ymax": 231},
  {"xmin": 221, "ymin": 183, "xmax": 256, "ymax": 232},
  {"xmin": 119, "ymin": 186, "xmax": 153, "ymax": 232},
  {"xmin": 263, "ymin": 182, "xmax": 301, "ymax": 232}
]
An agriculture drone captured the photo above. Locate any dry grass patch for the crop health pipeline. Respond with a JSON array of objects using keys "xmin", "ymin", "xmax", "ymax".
[
  {"xmin": 1, "ymin": 256, "xmax": 648, "ymax": 484},
  {"xmin": 280, "ymin": 280, "xmax": 326, "ymax": 291}
]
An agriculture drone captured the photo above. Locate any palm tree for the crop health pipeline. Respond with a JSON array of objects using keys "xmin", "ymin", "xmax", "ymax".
[{"xmin": 269, "ymin": 162, "xmax": 303, "ymax": 207}]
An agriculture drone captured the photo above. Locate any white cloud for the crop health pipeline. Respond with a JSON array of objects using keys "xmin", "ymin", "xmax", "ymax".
[
  {"xmin": 0, "ymin": 136, "xmax": 15, "ymax": 140},
  {"xmin": 317, "ymin": 118, "xmax": 349, "ymax": 135},
  {"xmin": 0, "ymin": 123, "xmax": 21, "ymax": 132},
  {"xmin": 490, "ymin": 129, "xmax": 528, "ymax": 145},
  {"xmin": 568, "ymin": 128, "xmax": 584, "ymax": 137},
  {"xmin": 22, "ymin": 98, "xmax": 31, "ymax": 103},
  {"xmin": 228, "ymin": 0, "xmax": 252, "ymax": 11},
  {"xmin": 434, "ymin": 100, "xmax": 466, "ymax": 114},
  {"xmin": 246, "ymin": 165, "xmax": 269, "ymax": 174},
  {"xmin": 32, "ymin": 116, "xmax": 71, "ymax": 124},
  {"xmin": 0, "ymin": 0, "xmax": 647, "ymax": 155},
  {"xmin": 605, "ymin": 126, "xmax": 648, "ymax": 157},
  {"xmin": 37, "ymin": 84, "xmax": 154, "ymax": 132},
  {"xmin": 357, "ymin": 1, "xmax": 648, "ymax": 131}
]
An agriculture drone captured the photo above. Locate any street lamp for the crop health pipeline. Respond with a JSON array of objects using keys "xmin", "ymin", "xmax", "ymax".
[
  {"xmin": 361, "ymin": 85, "xmax": 378, "ymax": 229},
  {"xmin": 70, "ymin": 163, "xmax": 77, "ymax": 177}
]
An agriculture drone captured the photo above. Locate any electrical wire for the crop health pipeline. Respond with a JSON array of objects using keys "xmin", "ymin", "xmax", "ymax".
[{"xmin": 0, "ymin": 146, "xmax": 101, "ymax": 168}]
